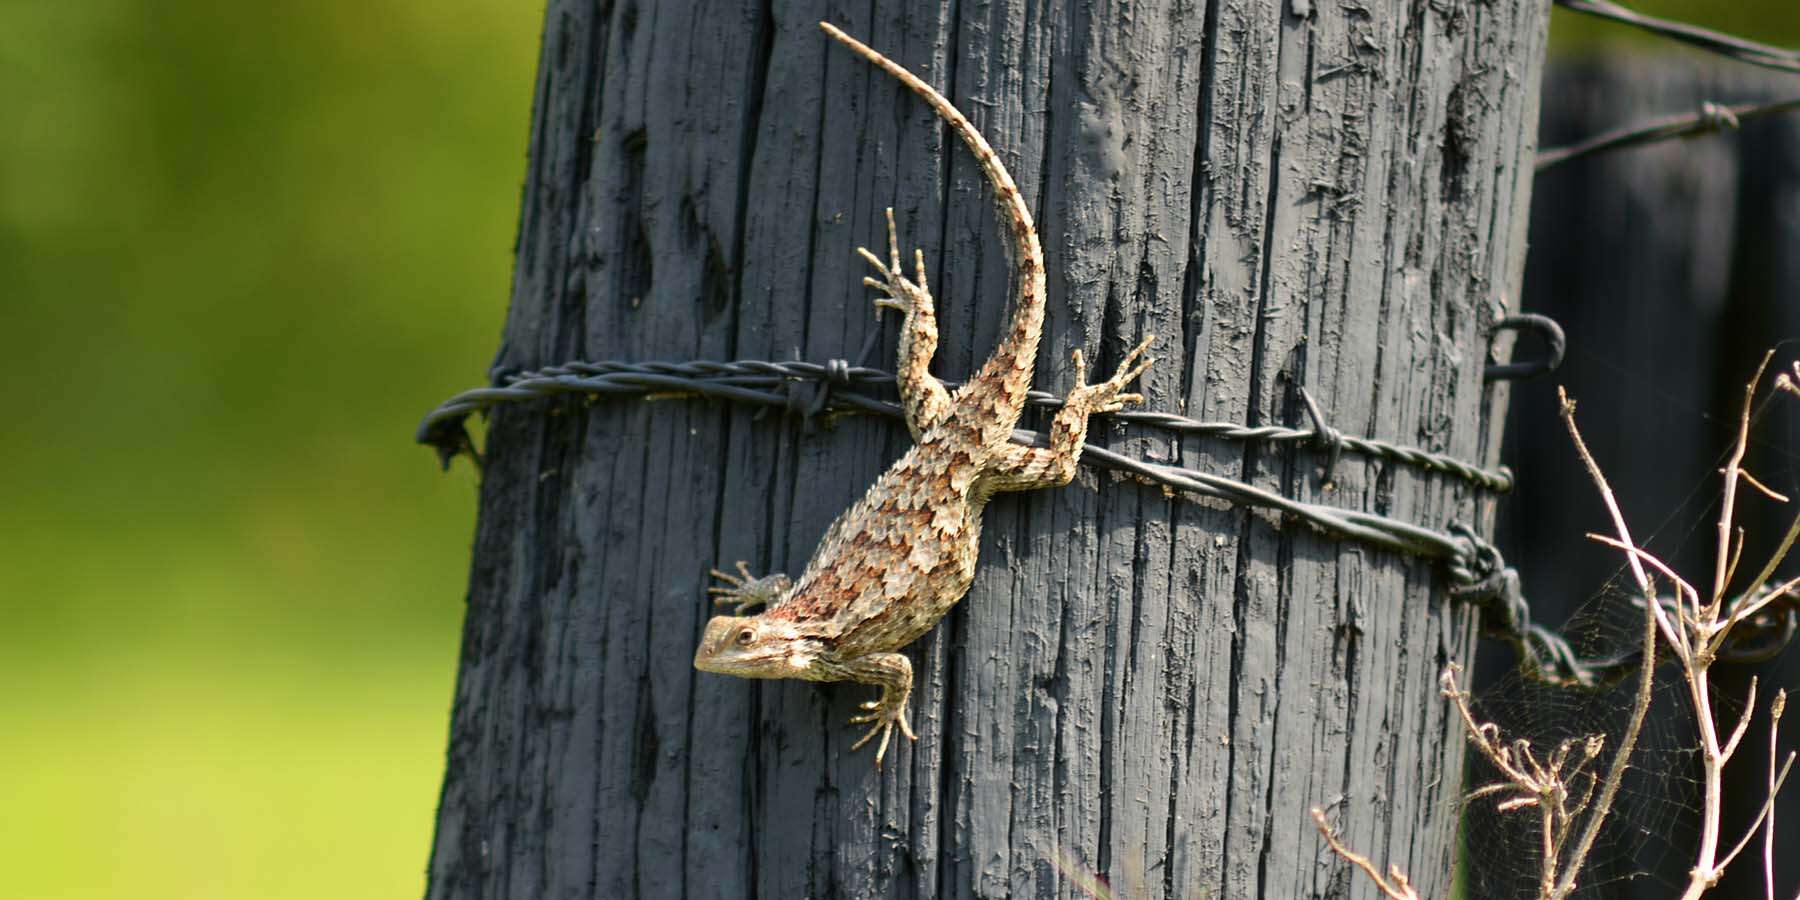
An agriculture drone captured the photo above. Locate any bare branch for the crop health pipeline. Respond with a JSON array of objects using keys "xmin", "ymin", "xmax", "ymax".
[
  {"xmin": 1714, "ymin": 352, "xmax": 1777, "ymax": 609},
  {"xmin": 1734, "ymin": 512, "xmax": 1800, "ymax": 623},
  {"xmin": 1553, "ymin": 547, "xmax": 1661, "ymax": 900},
  {"xmin": 1722, "ymin": 677, "xmax": 1760, "ymax": 765},
  {"xmin": 1444, "ymin": 666, "xmax": 1535, "ymax": 785},
  {"xmin": 1311, "ymin": 808, "xmax": 1421, "ymax": 900},
  {"xmin": 1723, "ymin": 574, "xmax": 1800, "ymax": 639},
  {"xmin": 1740, "ymin": 469, "xmax": 1791, "ymax": 504},
  {"xmin": 1726, "ymin": 526, "xmax": 1749, "ymax": 595},
  {"xmin": 1717, "ymin": 751, "xmax": 1796, "ymax": 873},
  {"xmin": 1776, "ymin": 364, "xmax": 1799, "ymax": 399},
  {"xmin": 1559, "ymin": 388, "xmax": 1656, "ymax": 599},
  {"xmin": 1585, "ymin": 534, "xmax": 1695, "ymax": 662},
  {"xmin": 1553, "ymin": 395, "xmax": 1664, "ymax": 899},
  {"xmin": 1673, "ymin": 351, "xmax": 1794, "ymax": 900},
  {"xmin": 1766, "ymin": 690, "xmax": 1785, "ymax": 900}
]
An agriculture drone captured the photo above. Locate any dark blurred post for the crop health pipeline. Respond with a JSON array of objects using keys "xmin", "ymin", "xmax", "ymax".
[
  {"xmin": 423, "ymin": 3, "xmax": 1549, "ymax": 898},
  {"xmin": 1499, "ymin": 58, "xmax": 1800, "ymax": 899}
]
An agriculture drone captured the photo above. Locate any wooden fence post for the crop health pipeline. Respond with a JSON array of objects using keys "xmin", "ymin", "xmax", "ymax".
[{"xmin": 425, "ymin": 3, "xmax": 1549, "ymax": 897}]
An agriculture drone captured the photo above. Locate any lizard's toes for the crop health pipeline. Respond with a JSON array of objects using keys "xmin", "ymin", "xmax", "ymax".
[
  {"xmin": 1121, "ymin": 333, "xmax": 1156, "ymax": 364},
  {"xmin": 1120, "ymin": 354, "xmax": 1156, "ymax": 385},
  {"xmin": 850, "ymin": 719, "xmax": 886, "ymax": 752},
  {"xmin": 874, "ymin": 724, "xmax": 896, "ymax": 765}
]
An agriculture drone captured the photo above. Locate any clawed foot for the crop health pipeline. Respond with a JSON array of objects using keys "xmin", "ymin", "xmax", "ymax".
[
  {"xmin": 857, "ymin": 208, "xmax": 933, "ymax": 318},
  {"xmin": 1067, "ymin": 334, "xmax": 1156, "ymax": 414},
  {"xmin": 848, "ymin": 687, "xmax": 916, "ymax": 765},
  {"xmin": 706, "ymin": 561, "xmax": 791, "ymax": 615}
]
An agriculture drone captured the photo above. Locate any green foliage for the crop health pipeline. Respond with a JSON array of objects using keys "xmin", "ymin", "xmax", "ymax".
[{"xmin": 0, "ymin": 1, "xmax": 534, "ymax": 896}]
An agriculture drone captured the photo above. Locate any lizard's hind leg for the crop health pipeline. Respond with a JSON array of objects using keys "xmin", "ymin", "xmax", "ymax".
[
  {"xmin": 706, "ymin": 560, "xmax": 792, "ymax": 615},
  {"xmin": 837, "ymin": 651, "xmax": 916, "ymax": 765},
  {"xmin": 981, "ymin": 336, "xmax": 1156, "ymax": 493},
  {"xmin": 858, "ymin": 208, "xmax": 950, "ymax": 439}
]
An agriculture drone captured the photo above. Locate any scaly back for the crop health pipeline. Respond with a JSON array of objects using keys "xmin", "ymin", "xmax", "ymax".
[{"xmin": 820, "ymin": 22, "xmax": 1046, "ymax": 445}]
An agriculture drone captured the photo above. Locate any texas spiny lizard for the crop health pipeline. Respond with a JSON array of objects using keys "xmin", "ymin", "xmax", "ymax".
[{"xmin": 693, "ymin": 22, "xmax": 1155, "ymax": 764}]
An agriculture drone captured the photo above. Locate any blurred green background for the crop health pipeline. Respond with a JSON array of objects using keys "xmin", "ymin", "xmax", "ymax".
[
  {"xmin": 0, "ymin": 3, "xmax": 1793, "ymax": 899},
  {"xmin": 1, "ymin": 2, "xmax": 531, "ymax": 897}
]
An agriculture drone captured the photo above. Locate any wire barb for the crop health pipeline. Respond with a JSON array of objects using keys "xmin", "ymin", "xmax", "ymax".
[{"xmin": 1538, "ymin": 96, "xmax": 1800, "ymax": 171}]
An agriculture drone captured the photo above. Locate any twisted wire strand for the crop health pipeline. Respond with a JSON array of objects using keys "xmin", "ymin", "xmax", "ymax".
[
  {"xmin": 1535, "ymin": 1, "xmax": 1800, "ymax": 168},
  {"xmin": 1539, "ymin": 96, "xmax": 1800, "ymax": 171},
  {"xmin": 416, "ymin": 358, "xmax": 1515, "ymax": 491},
  {"xmin": 1554, "ymin": 0, "xmax": 1800, "ymax": 75},
  {"xmin": 414, "ymin": 358, "xmax": 1800, "ymax": 687}
]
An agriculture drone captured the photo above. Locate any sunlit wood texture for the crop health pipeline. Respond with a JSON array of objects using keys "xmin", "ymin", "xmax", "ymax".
[{"xmin": 426, "ymin": 3, "xmax": 1549, "ymax": 898}]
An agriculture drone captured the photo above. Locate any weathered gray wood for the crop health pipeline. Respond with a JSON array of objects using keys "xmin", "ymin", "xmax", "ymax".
[
  {"xmin": 1498, "ymin": 57, "xmax": 1800, "ymax": 900},
  {"xmin": 425, "ymin": 2, "xmax": 1549, "ymax": 898}
]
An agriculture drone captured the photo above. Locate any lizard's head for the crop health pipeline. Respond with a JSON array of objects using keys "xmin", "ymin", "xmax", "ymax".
[{"xmin": 693, "ymin": 615, "xmax": 828, "ymax": 679}]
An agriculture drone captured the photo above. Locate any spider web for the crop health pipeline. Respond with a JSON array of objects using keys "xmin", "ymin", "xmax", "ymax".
[
  {"xmin": 1455, "ymin": 351, "xmax": 1799, "ymax": 899},
  {"xmin": 1456, "ymin": 575, "xmax": 1723, "ymax": 900}
]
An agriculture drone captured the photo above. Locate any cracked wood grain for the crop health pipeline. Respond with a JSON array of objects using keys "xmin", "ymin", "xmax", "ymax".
[{"xmin": 424, "ymin": 2, "xmax": 1549, "ymax": 898}]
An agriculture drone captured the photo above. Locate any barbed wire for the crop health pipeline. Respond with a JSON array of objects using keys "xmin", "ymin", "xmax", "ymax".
[
  {"xmin": 1554, "ymin": 0, "xmax": 1800, "ymax": 75},
  {"xmin": 1539, "ymin": 96, "xmax": 1800, "ymax": 170},
  {"xmin": 1536, "ymin": 1, "xmax": 1800, "ymax": 168},
  {"xmin": 416, "ymin": 358, "xmax": 1516, "ymax": 490},
  {"xmin": 1449, "ymin": 531, "xmax": 1800, "ymax": 688},
  {"xmin": 415, "ymin": 353, "xmax": 1799, "ymax": 687}
]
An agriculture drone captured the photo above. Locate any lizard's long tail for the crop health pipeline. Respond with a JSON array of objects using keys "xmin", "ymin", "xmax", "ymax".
[{"xmin": 821, "ymin": 22, "xmax": 1046, "ymax": 438}]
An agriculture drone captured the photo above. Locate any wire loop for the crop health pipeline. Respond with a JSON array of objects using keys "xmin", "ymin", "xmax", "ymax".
[{"xmin": 1486, "ymin": 314, "xmax": 1568, "ymax": 382}]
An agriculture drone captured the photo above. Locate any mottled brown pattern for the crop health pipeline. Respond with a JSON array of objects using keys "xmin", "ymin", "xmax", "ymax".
[{"xmin": 692, "ymin": 22, "xmax": 1155, "ymax": 764}]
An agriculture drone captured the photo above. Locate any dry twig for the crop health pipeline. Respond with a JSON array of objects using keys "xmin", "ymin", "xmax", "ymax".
[
  {"xmin": 1311, "ymin": 807, "xmax": 1421, "ymax": 900},
  {"xmin": 1301, "ymin": 356, "xmax": 1796, "ymax": 900},
  {"xmin": 1548, "ymin": 391, "xmax": 1666, "ymax": 900},
  {"xmin": 1767, "ymin": 690, "xmax": 1786, "ymax": 900},
  {"xmin": 1668, "ymin": 355, "xmax": 1799, "ymax": 900},
  {"xmin": 1441, "ymin": 662, "xmax": 1621, "ymax": 898}
]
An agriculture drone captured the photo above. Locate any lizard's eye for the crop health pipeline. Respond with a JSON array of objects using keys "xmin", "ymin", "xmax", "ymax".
[{"xmin": 734, "ymin": 626, "xmax": 755, "ymax": 646}]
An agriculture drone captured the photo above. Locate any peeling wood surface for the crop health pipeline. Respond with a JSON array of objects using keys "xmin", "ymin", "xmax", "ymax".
[{"xmin": 425, "ymin": 2, "xmax": 1547, "ymax": 898}]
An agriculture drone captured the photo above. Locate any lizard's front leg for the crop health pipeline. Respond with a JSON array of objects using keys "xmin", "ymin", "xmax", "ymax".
[
  {"xmin": 836, "ymin": 651, "xmax": 916, "ymax": 764},
  {"xmin": 706, "ymin": 560, "xmax": 792, "ymax": 615},
  {"xmin": 981, "ymin": 335, "xmax": 1155, "ymax": 493},
  {"xmin": 858, "ymin": 208, "xmax": 951, "ymax": 440}
]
